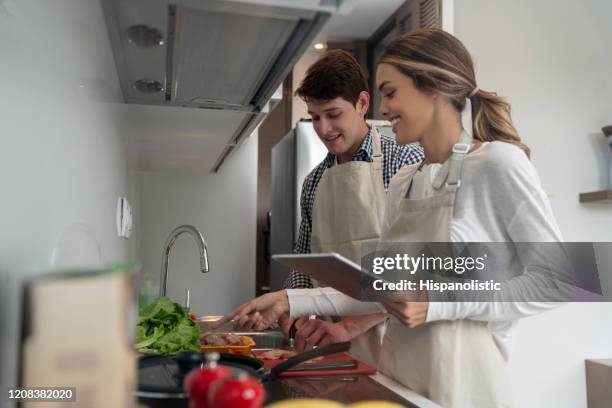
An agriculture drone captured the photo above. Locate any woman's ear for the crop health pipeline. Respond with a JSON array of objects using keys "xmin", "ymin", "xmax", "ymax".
[
  {"xmin": 356, "ymin": 91, "xmax": 370, "ymax": 116},
  {"xmin": 426, "ymin": 87, "xmax": 439, "ymax": 100}
]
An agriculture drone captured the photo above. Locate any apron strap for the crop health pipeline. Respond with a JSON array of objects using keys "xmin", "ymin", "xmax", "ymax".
[
  {"xmin": 432, "ymin": 99, "xmax": 475, "ymax": 191},
  {"xmin": 431, "ymin": 131, "xmax": 472, "ymax": 190},
  {"xmin": 370, "ymin": 126, "xmax": 383, "ymax": 172},
  {"xmin": 404, "ymin": 161, "xmax": 426, "ymax": 198}
]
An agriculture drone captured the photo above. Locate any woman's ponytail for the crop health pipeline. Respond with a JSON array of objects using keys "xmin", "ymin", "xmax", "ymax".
[
  {"xmin": 380, "ymin": 29, "xmax": 531, "ymax": 158},
  {"xmin": 471, "ymin": 90, "xmax": 530, "ymax": 158}
]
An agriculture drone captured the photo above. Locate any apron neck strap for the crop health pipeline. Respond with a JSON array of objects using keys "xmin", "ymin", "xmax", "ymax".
[
  {"xmin": 370, "ymin": 126, "xmax": 383, "ymax": 171},
  {"xmin": 432, "ymin": 99, "xmax": 475, "ymax": 191}
]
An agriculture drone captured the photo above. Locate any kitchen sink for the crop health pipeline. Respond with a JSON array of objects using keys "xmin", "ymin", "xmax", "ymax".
[{"xmin": 196, "ymin": 316, "xmax": 291, "ymax": 350}]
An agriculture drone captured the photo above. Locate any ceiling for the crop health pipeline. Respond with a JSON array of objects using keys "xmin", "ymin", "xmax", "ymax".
[{"xmin": 316, "ymin": 0, "xmax": 405, "ymax": 41}]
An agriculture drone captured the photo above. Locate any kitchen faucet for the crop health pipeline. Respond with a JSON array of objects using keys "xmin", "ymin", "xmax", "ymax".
[{"xmin": 159, "ymin": 225, "xmax": 209, "ymax": 297}]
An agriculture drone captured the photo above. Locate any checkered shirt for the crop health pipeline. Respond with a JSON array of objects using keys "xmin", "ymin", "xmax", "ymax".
[{"xmin": 283, "ymin": 129, "xmax": 424, "ymax": 288}]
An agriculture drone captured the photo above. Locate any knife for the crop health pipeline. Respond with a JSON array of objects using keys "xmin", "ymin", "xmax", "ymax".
[{"xmin": 285, "ymin": 359, "xmax": 358, "ymax": 372}]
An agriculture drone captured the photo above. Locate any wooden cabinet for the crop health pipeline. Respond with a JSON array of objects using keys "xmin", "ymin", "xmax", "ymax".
[{"xmin": 399, "ymin": 0, "xmax": 443, "ymax": 33}]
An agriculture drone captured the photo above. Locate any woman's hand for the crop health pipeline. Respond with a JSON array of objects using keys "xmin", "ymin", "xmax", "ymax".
[
  {"xmin": 382, "ymin": 291, "xmax": 429, "ymax": 328},
  {"xmin": 212, "ymin": 290, "xmax": 289, "ymax": 332}
]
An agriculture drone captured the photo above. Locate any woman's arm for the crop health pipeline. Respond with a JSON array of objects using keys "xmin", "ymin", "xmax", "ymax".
[
  {"xmin": 287, "ymin": 287, "xmax": 386, "ymax": 318},
  {"xmin": 427, "ymin": 146, "xmax": 569, "ymax": 323},
  {"xmin": 213, "ymin": 288, "xmax": 386, "ymax": 331}
]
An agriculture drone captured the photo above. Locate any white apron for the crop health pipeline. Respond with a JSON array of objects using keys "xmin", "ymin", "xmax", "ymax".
[
  {"xmin": 377, "ymin": 100, "xmax": 514, "ymax": 408},
  {"xmin": 310, "ymin": 126, "xmax": 387, "ymax": 367}
]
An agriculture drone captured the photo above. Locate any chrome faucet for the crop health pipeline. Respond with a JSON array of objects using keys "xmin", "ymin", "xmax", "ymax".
[{"xmin": 159, "ymin": 225, "xmax": 209, "ymax": 297}]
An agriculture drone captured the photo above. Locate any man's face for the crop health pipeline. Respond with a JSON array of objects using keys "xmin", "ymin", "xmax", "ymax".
[{"xmin": 307, "ymin": 93, "xmax": 368, "ymax": 157}]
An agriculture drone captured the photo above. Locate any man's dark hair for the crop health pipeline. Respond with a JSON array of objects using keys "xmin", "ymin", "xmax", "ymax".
[{"xmin": 295, "ymin": 49, "xmax": 369, "ymax": 106}]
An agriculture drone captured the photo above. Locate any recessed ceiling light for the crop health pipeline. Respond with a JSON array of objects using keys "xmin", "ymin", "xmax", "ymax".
[
  {"xmin": 126, "ymin": 25, "xmax": 164, "ymax": 48},
  {"xmin": 313, "ymin": 42, "xmax": 327, "ymax": 50},
  {"xmin": 132, "ymin": 79, "xmax": 164, "ymax": 94}
]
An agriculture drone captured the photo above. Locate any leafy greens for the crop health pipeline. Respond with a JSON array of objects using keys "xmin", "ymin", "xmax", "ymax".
[{"xmin": 135, "ymin": 296, "xmax": 201, "ymax": 355}]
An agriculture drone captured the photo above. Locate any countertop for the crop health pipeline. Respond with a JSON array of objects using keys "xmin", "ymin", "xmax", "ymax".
[
  {"xmin": 140, "ymin": 320, "xmax": 443, "ymax": 407},
  {"xmin": 138, "ymin": 372, "xmax": 441, "ymax": 408},
  {"xmin": 265, "ymin": 374, "xmax": 419, "ymax": 406}
]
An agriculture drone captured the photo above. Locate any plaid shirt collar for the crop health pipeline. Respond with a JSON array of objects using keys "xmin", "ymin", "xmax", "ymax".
[{"xmin": 324, "ymin": 128, "xmax": 373, "ymax": 167}]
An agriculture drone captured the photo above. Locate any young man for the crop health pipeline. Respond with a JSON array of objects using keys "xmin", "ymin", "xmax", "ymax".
[{"xmin": 282, "ymin": 50, "xmax": 424, "ymax": 365}]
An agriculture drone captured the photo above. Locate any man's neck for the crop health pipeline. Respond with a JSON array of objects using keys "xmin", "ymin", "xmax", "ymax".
[{"xmin": 337, "ymin": 122, "xmax": 370, "ymax": 164}]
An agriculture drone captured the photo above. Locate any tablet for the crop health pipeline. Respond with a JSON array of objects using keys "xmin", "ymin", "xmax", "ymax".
[
  {"xmin": 272, "ymin": 252, "xmax": 409, "ymax": 301},
  {"xmin": 272, "ymin": 253, "xmax": 365, "ymax": 299}
]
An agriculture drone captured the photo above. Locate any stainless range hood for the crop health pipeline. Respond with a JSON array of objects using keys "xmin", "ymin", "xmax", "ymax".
[{"xmin": 102, "ymin": 0, "xmax": 330, "ymax": 172}]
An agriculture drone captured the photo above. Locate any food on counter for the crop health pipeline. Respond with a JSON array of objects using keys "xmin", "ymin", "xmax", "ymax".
[
  {"xmin": 207, "ymin": 372, "xmax": 265, "ymax": 408},
  {"xmin": 201, "ymin": 334, "xmax": 256, "ymax": 356},
  {"xmin": 135, "ymin": 296, "xmax": 202, "ymax": 355},
  {"xmin": 265, "ymin": 399, "xmax": 344, "ymax": 408},
  {"xmin": 258, "ymin": 348, "xmax": 297, "ymax": 360},
  {"xmin": 184, "ymin": 352, "xmax": 232, "ymax": 408},
  {"xmin": 258, "ymin": 348, "xmax": 325, "ymax": 362},
  {"xmin": 201, "ymin": 332, "xmax": 244, "ymax": 346}
]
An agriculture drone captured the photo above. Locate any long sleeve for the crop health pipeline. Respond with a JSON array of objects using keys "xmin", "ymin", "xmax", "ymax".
[
  {"xmin": 426, "ymin": 143, "xmax": 567, "ymax": 324},
  {"xmin": 287, "ymin": 287, "xmax": 386, "ymax": 318}
]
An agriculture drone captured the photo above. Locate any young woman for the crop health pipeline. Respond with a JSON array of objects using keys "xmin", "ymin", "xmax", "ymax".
[{"xmin": 215, "ymin": 29, "xmax": 564, "ymax": 407}]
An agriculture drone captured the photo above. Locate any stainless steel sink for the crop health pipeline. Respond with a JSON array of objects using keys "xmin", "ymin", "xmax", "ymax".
[{"xmin": 196, "ymin": 316, "xmax": 291, "ymax": 350}]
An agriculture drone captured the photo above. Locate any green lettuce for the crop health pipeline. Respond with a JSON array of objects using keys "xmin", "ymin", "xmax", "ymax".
[{"xmin": 135, "ymin": 297, "xmax": 201, "ymax": 355}]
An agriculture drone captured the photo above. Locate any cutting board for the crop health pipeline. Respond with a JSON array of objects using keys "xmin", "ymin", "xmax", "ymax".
[{"xmin": 253, "ymin": 350, "xmax": 376, "ymax": 377}]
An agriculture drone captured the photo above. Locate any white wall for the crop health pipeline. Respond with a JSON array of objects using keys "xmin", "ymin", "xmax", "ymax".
[
  {"xmin": 0, "ymin": 0, "xmax": 134, "ymax": 397},
  {"xmin": 0, "ymin": 0, "xmax": 134, "ymax": 270},
  {"xmin": 454, "ymin": 1, "xmax": 612, "ymax": 407},
  {"xmin": 133, "ymin": 133, "xmax": 258, "ymax": 316}
]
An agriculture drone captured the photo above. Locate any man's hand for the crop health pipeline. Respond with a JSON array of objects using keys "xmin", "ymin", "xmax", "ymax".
[
  {"xmin": 293, "ymin": 313, "xmax": 389, "ymax": 352},
  {"xmin": 382, "ymin": 291, "xmax": 429, "ymax": 328},
  {"xmin": 293, "ymin": 319, "xmax": 351, "ymax": 352},
  {"xmin": 278, "ymin": 314, "xmax": 309, "ymax": 337},
  {"xmin": 212, "ymin": 290, "xmax": 290, "ymax": 332}
]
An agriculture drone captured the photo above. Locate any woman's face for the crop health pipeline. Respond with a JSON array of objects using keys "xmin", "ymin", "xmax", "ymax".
[{"xmin": 376, "ymin": 63, "xmax": 436, "ymax": 144}]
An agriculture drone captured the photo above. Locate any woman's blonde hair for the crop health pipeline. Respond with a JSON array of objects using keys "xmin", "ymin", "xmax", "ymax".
[{"xmin": 379, "ymin": 28, "xmax": 530, "ymax": 157}]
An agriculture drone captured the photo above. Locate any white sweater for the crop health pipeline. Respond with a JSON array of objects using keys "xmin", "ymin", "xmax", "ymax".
[{"xmin": 287, "ymin": 141, "xmax": 564, "ymax": 359}]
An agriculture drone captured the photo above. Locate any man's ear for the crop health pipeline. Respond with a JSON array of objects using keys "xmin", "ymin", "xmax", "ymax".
[{"xmin": 356, "ymin": 91, "xmax": 370, "ymax": 116}]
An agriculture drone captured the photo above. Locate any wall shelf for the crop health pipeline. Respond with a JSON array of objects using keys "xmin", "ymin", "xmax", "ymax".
[{"xmin": 580, "ymin": 190, "xmax": 612, "ymax": 203}]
